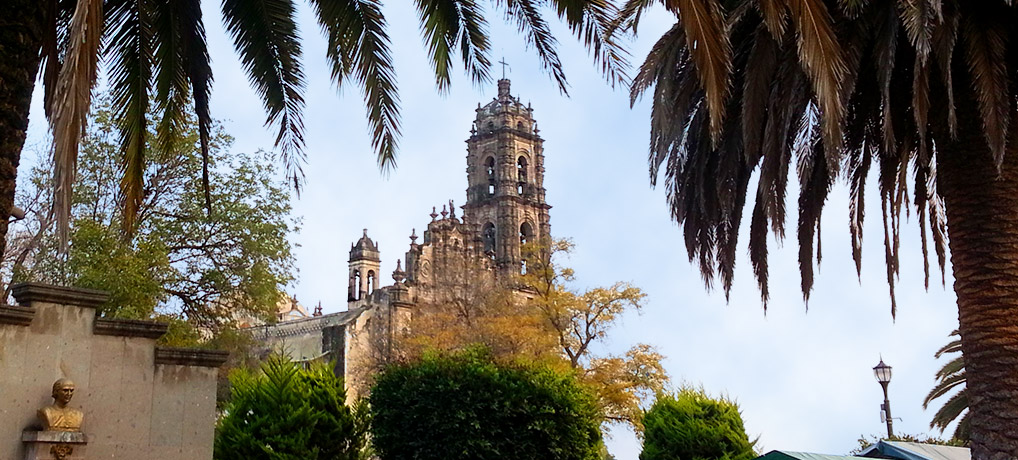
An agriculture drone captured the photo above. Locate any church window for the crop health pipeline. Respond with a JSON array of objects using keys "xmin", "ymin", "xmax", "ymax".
[
  {"xmin": 486, "ymin": 157, "xmax": 496, "ymax": 196},
  {"xmin": 367, "ymin": 270, "xmax": 376, "ymax": 295},
  {"xmin": 487, "ymin": 121, "xmax": 494, "ymax": 131},
  {"xmin": 520, "ymin": 222, "xmax": 534, "ymax": 246},
  {"xmin": 353, "ymin": 270, "xmax": 362, "ymax": 300},
  {"xmin": 520, "ymin": 222, "xmax": 535, "ymax": 274},
  {"xmin": 517, "ymin": 156, "xmax": 528, "ymax": 194},
  {"xmin": 517, "ymin": 121, "xmax": 525, "ymax": 130},
  {"xmin": 483, "ymin": 223, "xmax": 496, "ymax": 255}
]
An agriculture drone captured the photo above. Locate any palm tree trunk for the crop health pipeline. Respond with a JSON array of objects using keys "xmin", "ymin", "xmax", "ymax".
[
  {"xmin": 938, "ymin": 94, "xmax": 1018, "ymax": 459},
  {"xmin": 0, "ymin": 2, "xmax": 45, "ymax": 260}
]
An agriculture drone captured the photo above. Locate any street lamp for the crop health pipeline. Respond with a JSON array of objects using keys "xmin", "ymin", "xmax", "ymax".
[{"xmin": 873, "ymin": 358, "xmax": 894, "ymax": 438}]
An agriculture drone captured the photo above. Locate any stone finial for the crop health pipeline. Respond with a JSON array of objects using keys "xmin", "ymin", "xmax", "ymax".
[
  {"xmin": 410, "ymin": 228, "xmax": 418, "ymax": 244},
  {"xmin": 430, "ymin": 207, "xmax": 438, "ymax": 221},
  {"xmin": 392, "ymin": 260, "xmax": 406, "ymax": 284},
  {"xmin": 313, "ymin": 302, "xmax": 322, "ymax": 317},
  {"xmin": 440, "ymin": 205, "xmax": 448, "ymax": 219}
]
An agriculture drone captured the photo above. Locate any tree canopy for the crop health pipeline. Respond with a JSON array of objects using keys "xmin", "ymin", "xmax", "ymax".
[
  {"xmin": 389, "ymin": 239, "xmax": 668, "ymax": 431},
  {"xmin": 215, "ymin": 354, "xmax": 370, "ymax": 460},
  {"xmin": 369, "ymin": 347, "xmax": 603, "ymax": 460},
  {"xmin": 4, "ymin": 95, "xmax": 297, "ymax": 332},
  {"xmin": 640, "ymin": 388, "xmax": 757, "ymax": 460}
]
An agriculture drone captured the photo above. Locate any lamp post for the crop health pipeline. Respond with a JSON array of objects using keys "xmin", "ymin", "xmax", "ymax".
[{"xmin": 873, "ymin": 358, "xmax": 894, "ymax": 438}]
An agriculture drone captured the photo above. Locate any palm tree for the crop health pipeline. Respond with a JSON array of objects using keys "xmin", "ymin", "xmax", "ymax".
[
  {"xmin": 0, "ymin": 0, "xmax": 626, "ymax": 255},
  {"xmin": 924, "ymin": 331, "xmax": 969, "ymax": 442},
  {"xmin": 615, "ymin": 1, "xmax": 1018, "ymax": 457}
]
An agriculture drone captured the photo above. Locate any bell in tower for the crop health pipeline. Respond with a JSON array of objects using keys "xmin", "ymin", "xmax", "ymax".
[{"xmin": 461, "ymin": 78, "xmax": 551, "ymax": 275}]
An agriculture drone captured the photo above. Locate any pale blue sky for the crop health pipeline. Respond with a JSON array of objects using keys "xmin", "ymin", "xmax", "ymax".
[{"xmin": 23, "ymin": 3, "xmax": 961, "ymax": 459}]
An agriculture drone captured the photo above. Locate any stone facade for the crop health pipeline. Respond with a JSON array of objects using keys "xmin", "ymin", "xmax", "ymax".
[
  {"xmin": 252, "ymin": 79, "xmax": 550, "ymax": 398},
  {"xmin": 0, "ymin": 283, "xmax": 226, "ymax": 459}
]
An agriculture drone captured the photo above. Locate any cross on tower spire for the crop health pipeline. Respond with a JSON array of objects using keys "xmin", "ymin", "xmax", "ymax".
[{"xmin": 498, "ymin": 58, "xmax": 510, "ymax": 79}]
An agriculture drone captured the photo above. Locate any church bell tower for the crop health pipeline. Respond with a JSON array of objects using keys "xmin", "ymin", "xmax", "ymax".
[{"xmin": 462, "ymin": 78, "xmax": 551, "ymax": 273}]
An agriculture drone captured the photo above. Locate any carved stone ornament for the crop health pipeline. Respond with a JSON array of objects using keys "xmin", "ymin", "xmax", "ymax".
[
  {"xmin": 49, "ymin": 445, "xmax": 73, "ymax": 460},
  {"xmin": 38, "ymin": 379, "xmax": 83, "ymax": 432}
]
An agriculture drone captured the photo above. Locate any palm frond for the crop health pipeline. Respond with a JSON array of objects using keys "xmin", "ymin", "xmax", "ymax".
[
  {"xmin": 176, "ymin": 0, "xmax": 214, "ymax": 213},
  {"xmin": 757, "ymin": 0, "xmax": 787, "ymax": 39},
  {"xmin": 497, "ymin": 0, "xmax": 568, "ymax": 93},
  {"xmin": 631, "ymin": 21, "xmax": 693, "ymax": 185},
  {"xmin": 671, "ymin": 0, "xmax": 731, "ymax": 144},
  {"xmin": 935, "ymin": 355, "xmax": 965, "ymax": 381},
  {"xmin": 611, "ymin": 0, "xmax": 655, "ymax": 36},
  {"xmin": 961, "ymin": 2, "xmax": 1011, "ymax": 168},
  {"xmin": 935, "ymin": 332, "xmax": 961, "ymax": 357},
  {"xmin": 220, "ymin": 0, "xmax": 307, "ymax": 191},
  {"xmin": 930, "ymin": 2, "xmax": 958, "ymax": 137},
  {"xmin": 413, "ymin": 0, "xmax": 492, "ymax": 92},
  {"xmin": 50, "ymin": 0, "xmax": 103, "ymax": 251},
  {"xmin": 923, "ymin": 331, "xmax": 967, "ymax": 439},
  {"xmin": 106, "ymin": 0, "xmax": 153, "ymax": 235},
  {"xmin": 310, "ymin": 0, "xmax": 401, "ymax": 170},
  {"xmin": 930, "ymin": 389, "xmax": 968, "ymax": 434},
  {"xmin": 41, "ymin": 0, "xmax": 76, "ymax": 120},
  {"xmin": 899, "ymin": 0, "xmax": 940, "ymax": 62},
  {"xmin": 741, "ymin": 25, "xmax": 779, "ymax": 166},
  {"xmin": 786, "ymin": 0, "xmax": 846, "ymax": 173},
  {"xmin": 550, "ymin": 0, "xmax": 630, "ymax": 89}
]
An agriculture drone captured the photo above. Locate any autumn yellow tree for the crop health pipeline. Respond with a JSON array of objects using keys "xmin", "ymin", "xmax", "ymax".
[{"xmin": 403, "ymin": 239, "xmax": 668, "ymax": 431}]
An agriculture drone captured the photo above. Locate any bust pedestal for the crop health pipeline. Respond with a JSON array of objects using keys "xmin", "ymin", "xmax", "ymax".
[{"xmin": 22, "ymin": 431, "xmax": 88, "ymax": 460}]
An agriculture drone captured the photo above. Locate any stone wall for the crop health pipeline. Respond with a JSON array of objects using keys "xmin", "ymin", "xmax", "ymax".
[{"xmin": 0, "ymin": 283, "xmax": 227, "ymax": 459}]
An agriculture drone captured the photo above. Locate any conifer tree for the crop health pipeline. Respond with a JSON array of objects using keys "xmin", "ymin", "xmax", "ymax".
[{"xmin": 215, "ymin": 355, "xmax": 368, "ymax": 460}]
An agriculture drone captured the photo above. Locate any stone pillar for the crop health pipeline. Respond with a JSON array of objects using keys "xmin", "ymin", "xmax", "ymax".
[{"xmin": 21, "ymin": 431, "xmax": 87, "ymax": 460}]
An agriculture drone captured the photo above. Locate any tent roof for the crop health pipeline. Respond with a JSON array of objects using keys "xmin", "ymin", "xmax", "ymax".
[
  {"xmin": 756, "ymin": 450, "xmax": 866, "ymax": 460},
  {"xmin": 859, "ymin": 441, "xmax": 970, "ymax": 460}
]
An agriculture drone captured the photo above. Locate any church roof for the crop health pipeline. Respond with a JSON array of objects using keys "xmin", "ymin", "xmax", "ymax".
[
  {"xmin": 477, "ymin": 79, "xmax": 529, "ymax": 117},
  {"xmin": 350, "ymin": 229, "xmax": 380, "ymax": 262}
]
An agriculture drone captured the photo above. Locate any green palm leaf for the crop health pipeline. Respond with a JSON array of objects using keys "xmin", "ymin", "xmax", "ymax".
[
  {"xmin": 413, "ymin": 0, "xmax": 492, "ymax": 92},
  {"xmin": 924, "ymin": 331, "xmax": 968, "ymax": 441},
  {"xmin": 551, "ymin": 0, "xmax": 629, "ymax": 89},
  {"xmin": 497, "ymin": 0, "xmax": 568, "ymax": 93},
  {"xmin": 173, "ymin": 0, "xmax": 215, "ymax": 213},
  {"xmin": 106, "ymin": 0, "xmax": 154, "ymax": 235},
  {"xmin": 310, "ymin": 0, "xmax": 402, "ymax": 169},
  {"xmin": 220, "ymin": 0, "xmax": 308, "ymax": 191}
]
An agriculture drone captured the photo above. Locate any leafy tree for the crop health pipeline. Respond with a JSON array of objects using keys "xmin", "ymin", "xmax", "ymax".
[
  {"xmin": 6, "ymin": 96, "xmax": 297, "ymax": 331},
  {"xmin": 924, "ymin": 331, "xmax": 969, "ymax": 441},
  {"xmin": 369, "ymin": 347, "xmax": 602, "ymax": 460},
  {"xmin": 614, "ymin": 1, "xmax": 1018, "ymax": 456},
  {"xmin": 397, "ymin": 239, "xmax": 668, "ymax": 432},
  {"xmin": 640, "ymin": 388, "xmax": 756, "ymax": 460},
  {"xmin": 215, "ymin": 354, "xmax": 369, "ymax": 460},
  {"xmin": 0, "ymin": 0, "xmax": 624, "ymax": 255}
]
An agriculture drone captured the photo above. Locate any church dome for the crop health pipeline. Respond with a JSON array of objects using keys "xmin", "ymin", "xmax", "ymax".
[{"xmin": 350, "ymin": 229, "xmax": 380, "ymax": 262}]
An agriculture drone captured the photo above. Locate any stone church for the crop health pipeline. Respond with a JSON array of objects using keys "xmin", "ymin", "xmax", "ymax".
[{"xmin": 247, "ymin": 78, "xmax": 551, "ymax": 399}]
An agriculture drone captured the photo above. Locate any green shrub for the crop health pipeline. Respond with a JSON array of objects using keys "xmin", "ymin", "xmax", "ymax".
[
  {"xmin": 214, "ymin": 355, "xmax": 368, "ymax": 459},
  {"xmin": 369, "ymin": 348, "xmax": 602, "ymax": 460},
  {"xmin": 640, "ymin": 388, "xmax": 756, "ymax": 460}
]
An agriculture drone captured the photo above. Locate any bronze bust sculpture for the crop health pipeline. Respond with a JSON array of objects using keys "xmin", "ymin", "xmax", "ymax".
[{"xmin": 38, "ymin": 378, "xmax": 83, "ymax": 432}]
